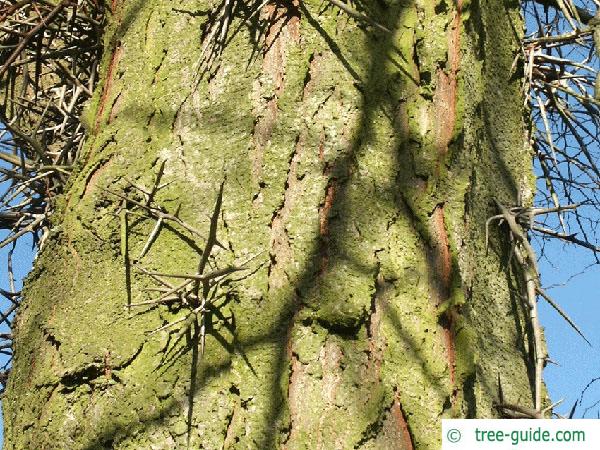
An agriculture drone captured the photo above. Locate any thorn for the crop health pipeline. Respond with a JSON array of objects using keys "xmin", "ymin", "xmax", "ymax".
[
  {"xmin": 568, "ymin": 400, "xmax": 578, "ymax": 419},
  {"xmin": 537, "ymin": 286, "xmax": 592, "ymax": 347},
  {"xmin": 497, "ymin": 373, "xmax": 504, "ymax": 404}
]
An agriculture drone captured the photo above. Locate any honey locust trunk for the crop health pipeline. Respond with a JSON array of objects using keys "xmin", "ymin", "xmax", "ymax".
[{"xmin": 4, "ymin": 0, "xmax": 542, "ymax": 448}]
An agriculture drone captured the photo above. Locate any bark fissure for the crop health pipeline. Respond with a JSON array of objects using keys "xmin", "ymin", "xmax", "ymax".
[
  {"xmin": 284, "ymin": 351, "xmax": 302, "ymax": 446},
  {"xmin": 428, "ymin": 203, "xmax": 457, "ymax": 400},
  {"xmin": 433, "ymin": 0, "xmax": 463, "ymax": 160},
  {"xmin": 267, "ymin": 135, "xmax": 302, "ymax": 290},
  {"xmin": 94, "ymin": 44, "xmax": 122, "ymax": 133},
  {"xmin": 391, "ymin": 391, "xmax": 415, "ymax": 450},
  {"xmin": 318, "ymin": 179, "xmax": 337, "ymax": 273},
  {"xmin": 4, "ymin": 0, "xmax": 538, "ymax": 446},
  {"xmin": 59, "ymin": 342, "xmax": 143, "ymax": 391}
]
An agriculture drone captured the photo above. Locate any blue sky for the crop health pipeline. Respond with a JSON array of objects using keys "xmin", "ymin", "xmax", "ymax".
[
  {"xmin": 538, "ymin": 237, "xmax": 600, "ymax": 418},
  {"xmin": 522, "ymin": 0, "xmax": 600, "ymax": 418}
]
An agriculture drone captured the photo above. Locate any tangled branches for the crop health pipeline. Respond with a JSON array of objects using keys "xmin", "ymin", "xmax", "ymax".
[
  {"xmin": 485, "ymin": 0, "xmax": 600, "ymax": 417},
  {"xmin": 0, "ymin": 0, "xmax": 104, "ymax": 245},
  {"xmin": 0, "ymin": 0, "xmax": 105, "ymax": 394},
  {"xmin": 524, "ymin": 0, "xmax": 600, "ymax": 256},
  {"xmin": 488, "ymin": 199, "xmax": 591, "ymax": 417}
]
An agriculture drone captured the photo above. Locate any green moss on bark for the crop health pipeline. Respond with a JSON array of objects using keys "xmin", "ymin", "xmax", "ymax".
[{"xmin": 4, "ymin": 0, "xmax": 540, "ymax": 448}]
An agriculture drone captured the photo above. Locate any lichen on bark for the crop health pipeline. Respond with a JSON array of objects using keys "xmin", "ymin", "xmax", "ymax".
[{"xmin": 4, "ymin": 0, "xmax": 542, "ymax": 448}]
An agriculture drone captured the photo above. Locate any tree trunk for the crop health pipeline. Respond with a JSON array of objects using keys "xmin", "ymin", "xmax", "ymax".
[{"xmin": 4, "ymin": 0, "xmax": 540, "ymax": 448}]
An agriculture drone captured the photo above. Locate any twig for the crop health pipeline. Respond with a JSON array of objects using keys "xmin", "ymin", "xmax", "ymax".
[{"xmin": 325, "ymin": 0, "xmax": 391, "ymax": 33}]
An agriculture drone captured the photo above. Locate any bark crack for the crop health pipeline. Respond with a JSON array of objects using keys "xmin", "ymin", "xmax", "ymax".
[
  {"xmin": 267, "ymin": 135, "xmax": 301, "ymax": 290},
  {"xmin": 152, "ymin": 49, "xmax": 168, "ymax": 85},
  {"xmin": 318, "ymin": 179, "xmax": 337, "ymax": 273},
  {"xmin": 429, "ymin": 203, "xmax": 457, "ymax": 404},
  {"xmin": 391, "ymin": 391, "xmax": 415, "ymax": 450},
  {"xmin": 283, "ymin": 351, "xmax": 302, "ymax": 446},
  {"xmin": 222, "ymin": 385, "xmax": 241, "ymax": 448},
  {"xmin": 432, "ymin": 0, "xmax": 463, "ymax": 166},
  {"xmin": 365, "ymin": 260, "xmax": 385, "ymax": 375},
  {"xmin": 95, "ymin": 44, "xmax": 123, "ymax": 133},
  {"xmin": 58, "ymin": 343, "xmax": 143, "ymax": 391}
]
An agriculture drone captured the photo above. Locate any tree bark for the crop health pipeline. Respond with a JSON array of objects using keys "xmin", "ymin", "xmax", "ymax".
[{"xmin": 4, "ymin": 0, "xmax": 542, "ymax": 448}]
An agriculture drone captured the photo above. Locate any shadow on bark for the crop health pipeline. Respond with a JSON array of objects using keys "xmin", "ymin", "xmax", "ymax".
[{"xmin": 10, "ymin": 0, "xmax": 533, "ymax": 447}]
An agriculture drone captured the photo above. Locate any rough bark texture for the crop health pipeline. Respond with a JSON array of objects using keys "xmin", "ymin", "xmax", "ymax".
[{"xmin": 4, "ymin": 0, "xmax": 541, "ymax": 448}]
